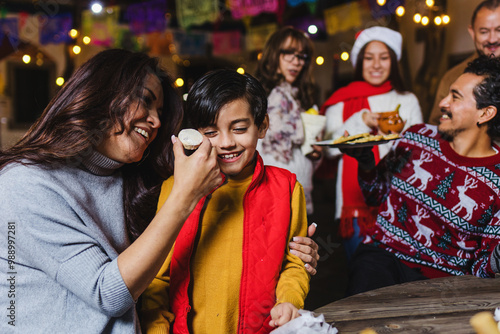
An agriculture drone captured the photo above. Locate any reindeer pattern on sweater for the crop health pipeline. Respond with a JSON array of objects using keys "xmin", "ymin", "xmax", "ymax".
[{"xmin": 359, "ymin": 124, "xmax": 500, "ymax": 278}]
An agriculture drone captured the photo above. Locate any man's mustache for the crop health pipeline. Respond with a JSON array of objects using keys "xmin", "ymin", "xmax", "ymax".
[{"xmin": 483, "ymin": 42, "xmax": 500, "ymax": 48}]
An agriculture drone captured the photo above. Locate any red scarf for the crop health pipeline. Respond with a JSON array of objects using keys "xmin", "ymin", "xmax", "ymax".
[{"xmin": 321, "ymin": 81, "xmax": 393, "ymax": 238}]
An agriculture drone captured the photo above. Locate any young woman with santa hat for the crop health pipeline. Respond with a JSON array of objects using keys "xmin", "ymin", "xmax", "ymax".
[{"xmin": 321, "ymin": 26, "xmax": 423, "ymax": 259}]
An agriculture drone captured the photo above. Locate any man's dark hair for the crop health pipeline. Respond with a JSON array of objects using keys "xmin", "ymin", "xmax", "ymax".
[
  {"xmin": 464, "ymin": 55, "xmax": 500, "ymax": 139},
  {"xmin": 471, "ymin": 0, "xmax": 500, "ymax": 27}
]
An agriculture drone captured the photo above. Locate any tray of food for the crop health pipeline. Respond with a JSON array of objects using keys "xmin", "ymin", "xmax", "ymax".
[{"xmin": 315, "ymin": 133, "xmax": 401, "ymax": 149}]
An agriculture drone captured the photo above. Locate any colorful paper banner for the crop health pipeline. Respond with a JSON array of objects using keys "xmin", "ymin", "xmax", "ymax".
[
  {"xmin": 324, "ymin": 2, "xmax": 362, "ymax": 35},
  {"xmin": 0, "ymin": 18, "xmax": 19, "ymax": 48},
  {"xmin": 39, "ymin": 12, "xmax": 72, "ymax": 45},
  {"xmin": 212, "ymin": 30, "xmax": 241, "ymax": 56},
  {"xmin": 245, "ymin": 23, "xmax": 278, "ymax": 52},
  {"xmin": 126, "ymin": 0, "xmax": 167, "ymax": 35},
  {"xmin": 82, "ymin": 7, "xmax": 120, "ymax": 47},
  {"xmin": 173, "ymin": 30, "xmax": 210, "ymax": 56},
  {"xmin": 146, "ymin": 31, "xmax": 174, "ymax": 56},
  {"xmin": 18, "ymin": 13, "xmax": 39, "ymax": 44},
  {"xmin": 287, "ymin": 0, "xmax": 316, "ymax": 7},
  {"xmin": 230, "ymin": 0, "xmax": 281, "ymax": 19},
  {"xmin": 176, "ymin": 0, "xmax": 219, "ymax": 30}
]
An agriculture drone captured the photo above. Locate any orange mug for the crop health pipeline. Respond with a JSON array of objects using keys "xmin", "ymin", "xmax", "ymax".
[{"xmin": 378, "ymin": 110, "xmax": 404, "ymax": 134}]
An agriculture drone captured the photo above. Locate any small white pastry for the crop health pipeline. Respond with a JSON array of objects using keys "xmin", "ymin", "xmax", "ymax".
[{"xmin": 178, "ymin": 128, "xmax": 203, "ymax": 151}]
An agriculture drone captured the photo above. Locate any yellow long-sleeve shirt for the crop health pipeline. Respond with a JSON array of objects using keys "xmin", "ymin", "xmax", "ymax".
[{"xmin": 140, "ymin": 165, "xmax": 310, "ymax": 334}]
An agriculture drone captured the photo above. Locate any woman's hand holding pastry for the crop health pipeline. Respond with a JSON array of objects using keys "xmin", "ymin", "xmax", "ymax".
[{"xmin": 170, "ymin": 135, "xmax": 222, "ymax": 210}]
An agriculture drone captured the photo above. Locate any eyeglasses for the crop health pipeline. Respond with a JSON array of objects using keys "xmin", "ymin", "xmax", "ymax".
[{"xmin": 280, "ymin": 49, "xmax": 309, "ymax": 64}]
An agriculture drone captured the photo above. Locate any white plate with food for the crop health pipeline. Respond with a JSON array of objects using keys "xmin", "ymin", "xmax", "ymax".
[{"xmin": 315, "ymin": 133, "xmax": 401, "ymax": 149}]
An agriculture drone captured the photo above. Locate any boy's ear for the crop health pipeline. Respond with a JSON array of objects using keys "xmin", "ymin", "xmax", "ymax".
[{"xmin": 258, "ymin": 114, "xmax": 269, "ymax": 139}]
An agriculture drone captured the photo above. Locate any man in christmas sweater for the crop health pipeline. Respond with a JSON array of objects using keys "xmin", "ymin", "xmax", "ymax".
[{"xmin": 345, "ymin": 55, "xmax": 500, "ymax": 295}]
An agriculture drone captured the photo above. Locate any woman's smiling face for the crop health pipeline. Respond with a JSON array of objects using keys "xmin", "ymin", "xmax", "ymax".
[
  {"xmin": 96, "ymin": 74, "xmax": 163, "ymax": 163},
  {"xmin": 362, "ymin": 41, "xmax": 391, "ymax": 86}
]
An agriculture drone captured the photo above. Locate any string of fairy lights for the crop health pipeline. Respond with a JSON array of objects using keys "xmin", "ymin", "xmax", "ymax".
[
  {"xmin": 377, "ymin": 0, "xmax": 450, "ymax": 26},
  {"xmin": 18, "ymin": 0, "xmax": 450, "ymax": 89}
]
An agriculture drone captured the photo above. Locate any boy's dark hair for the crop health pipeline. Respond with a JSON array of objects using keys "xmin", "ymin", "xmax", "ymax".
[
  {"xmin": 471, "ymin": 0, "xmax": 500, "ymax": 27},
  {"xmin": 184, "ymin": 69, "xmax": 268, "ymax": 128},
  {"xmin": 464, "ymin": 55, "xmax": 500, "ymax": 139}
]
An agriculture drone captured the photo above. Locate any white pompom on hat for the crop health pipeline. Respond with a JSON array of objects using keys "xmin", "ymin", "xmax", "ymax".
[{"xmin": 350, "ymin": 26, "xmax": 402, "ymax": 67}]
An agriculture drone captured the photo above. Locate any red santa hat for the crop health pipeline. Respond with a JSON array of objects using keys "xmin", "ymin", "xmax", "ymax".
[{"xmin": 350, "ymin": 26, "xmax": 402, "ymax": 67}]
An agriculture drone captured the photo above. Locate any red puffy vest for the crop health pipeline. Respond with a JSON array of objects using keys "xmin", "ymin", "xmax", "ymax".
[{"xmin": 170, "ymin": 154, "xmax": 297, "ymax": 334}]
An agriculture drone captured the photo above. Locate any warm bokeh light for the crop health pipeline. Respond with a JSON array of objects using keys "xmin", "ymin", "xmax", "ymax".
[
  {"xmin": 183, "ymin": 93, "xmax": 188, "ymax": 101},
  {"xmin": 426, "ymin": 0, "xmax": 434, "ymax": 7},
  {"xmin": 236, "ymin": 67, "xmax": 245, "ymax": 74},
  {"xmin": 175, "ymin": 78, "xmax": 184, "ymax": 87},
  {"xmin": 421, "ymin": 16, "xmax": 429, "ymax": 26},
  {"xmin": 257, "ymin": 52, "xmax": 262, "ymax": 61},
  {"xmin": 83, "ymin": 36, "xmax": 91, "ymax": 44},
  {"xmin": 56, "ymin": 77, "xmax": 65, "ymax": 86},
  {"xmin": 377, "ymin": 0, "xmax": 386, "ymax": 5},
  {"xmin": 396, "ymin": 6, "xmax": 405, "ymax": 17},
  {"xmin": 315, "ymin": 56, "xmax": 324, "ymax": 66},
  {"xmin": 442, "ymin": 15, "xmax": 450, "ymax": 24},
  {"xmin": 91, "ymin": 2, "xmax": 103, "ymax": 14},
  {"xmin": 72, "ymin": 45, "xmax": 81, "ymax": 54},
  {"xmin": 308, "ymin": 25, "xmax": 318, "ymax": 35},
  {"xmin": 36, "ymin": 58, "xmax": 43, "ymax": 66},
  {"xmin": 434, "ymin": 16, "xmax": 442, "ymax": 25},
  {"xmin": 69, "ymin": 29, "xmax": 78, "ymax": 38},
  {"xmin": 22, "ymin": 54, "xmax": 31, "ymax": 64},
  {"xmin": 183, "ymin": 60, "xmax": 190, "ymax": 67},
  {"xmin": 340, "ymin": 52, "xmax": 349, "ymax": 61},
  {"xmin": 413, "ymin": 13, "xmax": 422, "ymax": 23}
]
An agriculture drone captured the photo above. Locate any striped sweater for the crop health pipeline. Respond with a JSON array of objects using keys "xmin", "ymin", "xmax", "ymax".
[{"xmin": 360, "ymin": 123, "xmax": 500, "ymax": 278}]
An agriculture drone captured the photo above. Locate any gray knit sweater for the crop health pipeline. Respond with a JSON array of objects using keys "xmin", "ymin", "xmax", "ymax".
[{"xmin": 0, "ymin": 151, "xmax": 141, "ymax": 333}]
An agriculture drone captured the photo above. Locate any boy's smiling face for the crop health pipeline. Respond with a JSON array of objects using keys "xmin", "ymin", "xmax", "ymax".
[{"xmin": 199, "ymin": 98, "xmax": 268, "ymax": 177}]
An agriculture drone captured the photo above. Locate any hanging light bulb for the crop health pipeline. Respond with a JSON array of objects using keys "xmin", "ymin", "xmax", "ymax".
[
  {"xmin": 421, "ymin": 16, "xmax": 430, "ymax": 26},
  {"xmin": 377, "ymin": 0, "xmax": 386, "ymax": 6},
  {"xmin": 396, "ymin": 6, "xmax": 405, "ymax": 17},
  {"xmin": 91, "ymin": 2, "xmax": 103, "ymax": 14},
  {"xmin": 426, "ymin": 0, "xmax": 434, "ymax": 7},
  {"xmin": 308, "ymin": 25, "xmax": 318, "ymax": 35},
  {"xmin": 414, "ymin": 13, "xmax": 422, "ymax": 23},
  {"xmin": 69, "ymin": 29, "xmax": 78, "ymax": 39},
  {"xmin": 442, "ymin": 15, "xmax": 450, "ymax": 24},
  {"xmin": 434, "ymin": 16, "xmax": 442, "ymax": 25},
  {"xmin": 340, "ymin": 52, "xmax": 349, "ymax": 61}
]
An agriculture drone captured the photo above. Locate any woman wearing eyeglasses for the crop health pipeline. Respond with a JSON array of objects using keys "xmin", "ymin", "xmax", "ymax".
[
  {"xmin": 256, "ymin": 26, "xmax": 322, "ymax": 216},
  {"xmin": 320, "ymin": 26, "xmax": 423, "ymax": 260}
]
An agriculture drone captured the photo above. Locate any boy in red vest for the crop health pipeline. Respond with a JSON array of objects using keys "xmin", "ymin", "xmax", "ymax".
[{"xmin": 140, "ymin": 69, "xmax": 310, "ymax": 334}]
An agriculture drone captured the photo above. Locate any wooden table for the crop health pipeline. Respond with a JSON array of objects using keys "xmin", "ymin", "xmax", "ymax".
[{"xmin": 314, "ymin": 275, "xmax": 500, "ymax": 333}]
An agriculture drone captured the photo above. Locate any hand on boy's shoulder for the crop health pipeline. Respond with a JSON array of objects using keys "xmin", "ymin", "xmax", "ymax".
[
  {"xmin": 289, "ymin": 223, "xmax": 319, "ymax": 275},
  {"xmin": 269, "ymin": 302, "xmax": 300, "ymax": 328}
]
